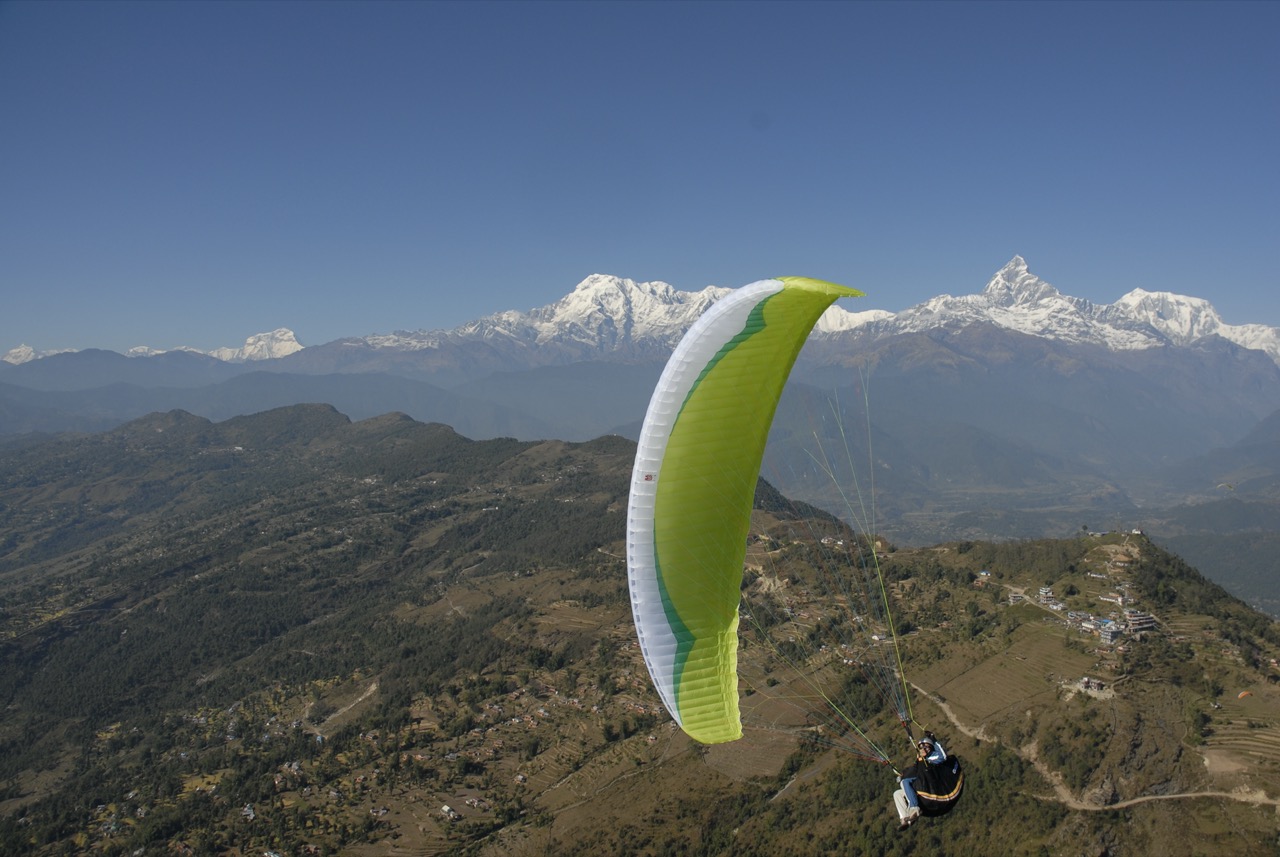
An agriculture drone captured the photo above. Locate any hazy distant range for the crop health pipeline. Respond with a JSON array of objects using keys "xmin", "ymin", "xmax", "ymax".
[{"xmin": 3, "ymin": 258, "xmax": 1279, "ymax": 614}]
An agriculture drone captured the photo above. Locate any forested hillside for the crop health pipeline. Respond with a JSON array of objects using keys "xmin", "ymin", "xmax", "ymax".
[{"xmin": 1, "ymin": 407, "xmax": 1277, "ymax": 856}]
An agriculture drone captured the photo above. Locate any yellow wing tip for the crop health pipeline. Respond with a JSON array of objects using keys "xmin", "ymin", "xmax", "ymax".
[
  {"xmin": 777, "ymin": 276, "xmax": 865, "ymax": 298},
  {"xmin": 686, "ymin": 724, "xmax": 745, "ymax": 745}
]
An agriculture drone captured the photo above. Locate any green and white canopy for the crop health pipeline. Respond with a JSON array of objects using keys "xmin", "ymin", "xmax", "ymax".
[{"xmin": 626, "ymin": 277, "xmax": 863, "ymax": 744}]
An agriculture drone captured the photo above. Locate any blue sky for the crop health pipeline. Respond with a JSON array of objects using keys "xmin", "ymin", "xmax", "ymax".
[{"xmin": 2, "ymin": 0, "xmax": 1277, "ymax": 354}]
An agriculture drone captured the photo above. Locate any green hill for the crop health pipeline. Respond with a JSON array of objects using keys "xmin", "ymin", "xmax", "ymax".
[{"xmin": 1, "ymin": 407, "xmax": 1277, "ymax": 856}]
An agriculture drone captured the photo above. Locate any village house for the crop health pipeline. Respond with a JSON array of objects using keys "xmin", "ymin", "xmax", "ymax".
[{"xmin": 1124, "ymin": 609, "xmax": 1157, "ymax": 633}]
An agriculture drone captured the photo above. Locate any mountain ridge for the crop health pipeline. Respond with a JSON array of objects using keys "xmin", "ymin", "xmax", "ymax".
[
  {"xmin": 3, "ymin": 260, "xmax": 1278, "ymax": 616},
  {"xmin": 6, "ymin": 258, "xmax": 1279, "ymax": 369},
  {"xmin": 818, "ymin": 256, "xmax": 1280, "ymax": 363}
]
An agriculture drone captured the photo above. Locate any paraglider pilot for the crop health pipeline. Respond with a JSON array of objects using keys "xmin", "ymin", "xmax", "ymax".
[{"xmin": 896, "ymin": 731, "xmax": 947, "ymax": 833}]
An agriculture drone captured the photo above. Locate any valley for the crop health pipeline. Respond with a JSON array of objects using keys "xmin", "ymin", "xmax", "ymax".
[{"xmin": 1, "ymin": 408, "xmax": 1277, "ymax": 855}]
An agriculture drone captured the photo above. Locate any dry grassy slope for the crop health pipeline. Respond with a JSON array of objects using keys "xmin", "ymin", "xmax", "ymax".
[
  {"xmin": 459, "ymin": 528, "xmax": 1280, "ymax": 856},
  {"xmin": 308, "ymin": 528, "xmax": 1270, "ymax": 857},
  {"xmin": 3, "ymin": 410, "xmax": 1278, "ymax": 855}
]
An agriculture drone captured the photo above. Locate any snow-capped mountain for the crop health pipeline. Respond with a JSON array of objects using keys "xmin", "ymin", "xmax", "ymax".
[
  {"xmin": 7, "ymin": 259, "xmax": 1278, "ymax": 370},
  {"xmin": 355, "ymin": 276, "xmax": 733, "ymax": 356},
  {"xmin": 3, "ymin": 329, "xmax": 305, "ymax": 365},
  {"xmin": 5, "ymin": 259, "xmax": 1276, "ymax": 613},
  {"xmin": 2, "ymin": 344, "xmax": 75, "ymax": 365},
  {"xmin": 476, "ymin": 274, "xmax": 728, "ymax": 350},
  {"xmin": 344, "ymin": 259, "xmax": 1280, "ymax": 369},
  {"xmin": 207, "ymin": 328, "xmax": 304, "ymax": 362},
  {"xmin": 1108, "ymin": 288, "xmax": 1280, "ymax": 356},
  {"xmin": 816, "ymin": 256, "xmax": 1280, "ymax": 365}
]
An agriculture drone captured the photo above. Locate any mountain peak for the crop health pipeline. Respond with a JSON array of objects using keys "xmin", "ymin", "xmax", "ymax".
[
  {"xmin": 1108, "ymin": 288, "xmax": 1234, "ymax": 345},
  {"xmin": 209, "ymin": 328, "xmax": 305, "ymax": 362},
  {"xmin": 6, "ymin": 330, "xmax": 306, "ymax": 366},
  {"xmin": 862, "ymin": 257, "xmax": 1279, "ymax": 364},
  {"xmin": 523, "ymin": 275, "xmax": 727, "ymax": 351},
  {"xmin": 3, "ymin": 344, "xmax": 39, "ymax": 365},
  {"xmin": 574, "ymin": 273, "xmax": 644, "ymax": 293},
  {"xmin": 3, "ymin": 344, "xmax": 76, "ymax": 365},
  {"xmin": 981, "ymin": 255, "xmax": 1064, "ymax": 307},
  {"xmin": 1001, "ymin": 254, "xmax": 1029, "ymax": 274},
  {"xmin": 340, "ymin": 260, "xmax": 1278, "ymax": 372}
]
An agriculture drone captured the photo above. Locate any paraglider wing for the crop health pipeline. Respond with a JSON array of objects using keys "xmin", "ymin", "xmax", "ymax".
[
  {"xmin": 1239, "ymin": 690, "xmax": 1253, "ymax": 699},
  {"xmin": 626, "ymin": 277, "xmax": 863, "ymax": 744}
]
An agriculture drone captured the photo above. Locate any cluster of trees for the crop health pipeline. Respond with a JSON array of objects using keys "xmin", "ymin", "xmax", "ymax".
[
  {"xmin": 2, "ymin": 409, "xmax": 1276, "ymax": 854},
  {"xmin": 0, "ymin": 410, "xmax": 644, "ymax": 853}
]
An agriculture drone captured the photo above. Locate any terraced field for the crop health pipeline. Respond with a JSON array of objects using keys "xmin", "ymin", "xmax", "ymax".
[
  {"xmin": 913, "ymin": 621, "xmax": 1098, "ymax": 726},
  {"xmin": 1201, "ymin": 676, "xmax": 1280, "ymax": 784},
  {"xmin": 1204, "ymin": 719, "xmax": 1280, "ymax": 764}
]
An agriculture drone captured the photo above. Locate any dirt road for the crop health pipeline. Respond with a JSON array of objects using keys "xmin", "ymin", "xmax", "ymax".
[{"xmin": 910, "ymin": 682, "xmax": 1280, "ymax": 811}]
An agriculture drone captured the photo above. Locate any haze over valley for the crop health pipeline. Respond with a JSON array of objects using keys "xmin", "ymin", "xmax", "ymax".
[{"xmin": 5, "ymin": 258, "xmax": 1278, "ymax": 616}]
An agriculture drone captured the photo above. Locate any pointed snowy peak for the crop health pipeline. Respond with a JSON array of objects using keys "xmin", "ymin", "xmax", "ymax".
[
  {"xmin": 981, "ymin": 256, "xmax": 1066, "ymax": 307},
  {"xmin": 866, "ymin": 257, "xmax": 1280, "ymax": 365}
]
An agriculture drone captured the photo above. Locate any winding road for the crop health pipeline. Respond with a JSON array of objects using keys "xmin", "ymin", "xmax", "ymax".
[{"xmin": 911, "ymin": 682, "xmax": 1280, "ymax": 811}]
